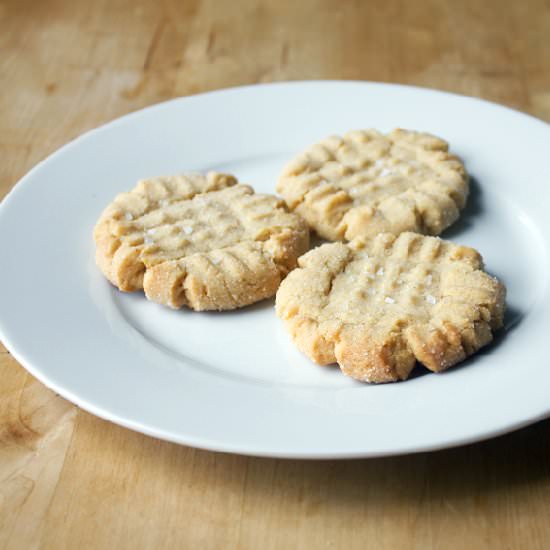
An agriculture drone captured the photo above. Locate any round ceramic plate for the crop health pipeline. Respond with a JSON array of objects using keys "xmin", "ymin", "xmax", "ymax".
[{"xmin": 0, "ymin": 82, "xmax": 549, "ymax": 458}]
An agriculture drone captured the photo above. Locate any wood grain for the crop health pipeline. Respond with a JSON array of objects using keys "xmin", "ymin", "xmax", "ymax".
[{"xmin": 1, "ymin": 0, "xmax": 550, "ymax": 548}]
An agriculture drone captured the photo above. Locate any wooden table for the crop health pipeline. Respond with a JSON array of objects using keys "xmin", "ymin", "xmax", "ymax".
[{"xmin": 1, "ymin": 1, "xmax": 549, "ymax": 548}]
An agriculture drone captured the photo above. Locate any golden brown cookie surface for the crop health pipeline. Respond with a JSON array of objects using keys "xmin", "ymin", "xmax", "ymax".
[
  {"xmin": 277, "ymin": 129, "xmax": 468, "ymax": 241},
  {"xmin": 275, "ymin": 232, "xmax": 505, "ymax": 383},
  {"xmin": 94, "ymin": 172, "xmax": 309, "ymax": 310}
]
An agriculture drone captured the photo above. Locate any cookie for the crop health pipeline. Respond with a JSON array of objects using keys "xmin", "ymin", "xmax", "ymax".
[
  {"xmin": 277, "ymin": 129, "xmax": 468, "ymax": 241},
  {"xmin": 275, "ymin": 232, "xmax": 505, "ymax": 383},
  {"xmin": 94, "ymin": 172, "xmax": 309, "ymax": 311}
]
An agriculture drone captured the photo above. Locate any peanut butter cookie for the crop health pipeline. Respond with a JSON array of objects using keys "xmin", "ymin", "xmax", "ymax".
[
  {"xmin": 94, "ymin": 172, "xmax": 309, "ymax": 310},
  {"xmin": 277, "ymin": 129, "xmax": 468, "ymax": 241},
  {"xmin": 275, "ymin": 232, "xmax": 505, "ymax": 383}
]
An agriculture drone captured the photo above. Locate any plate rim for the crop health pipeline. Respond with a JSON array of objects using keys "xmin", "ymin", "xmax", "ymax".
[{"xmin": 2, "ymin": 78, "xmax": 549, "ymax": 211}]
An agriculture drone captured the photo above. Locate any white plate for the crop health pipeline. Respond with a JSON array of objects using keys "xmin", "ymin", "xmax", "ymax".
[{"xmin": 1, "ymin": 82, "xmax": 549, "ymax": 459}]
